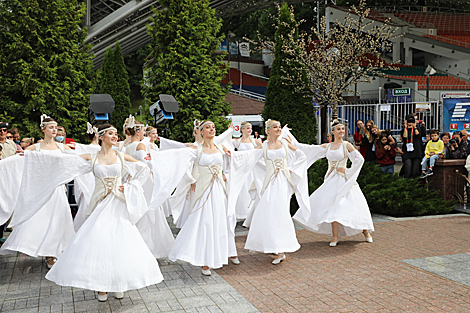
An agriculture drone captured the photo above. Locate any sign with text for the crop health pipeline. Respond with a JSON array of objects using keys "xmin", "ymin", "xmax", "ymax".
[
  {"xmin": 443, "ymin": 97, "xmax": 470, "ymax": 132},
  {"xmin": 392, "ymin": 88, "xmax": 411, "ymax": 96}
]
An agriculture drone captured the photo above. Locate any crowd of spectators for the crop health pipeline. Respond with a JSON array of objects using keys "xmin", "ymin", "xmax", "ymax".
[{"xmin": 353, "ymin": 113, "xmax": 469, "ymax": 179}]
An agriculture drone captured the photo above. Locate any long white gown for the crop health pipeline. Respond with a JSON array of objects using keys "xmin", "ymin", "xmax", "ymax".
[
  {"xmin": 73, "ymin": 143, "xmax": 101, "ymax": 231},
  {"xmin": 128, "ymin": 141, "xmax": 175, "ymax": 259},
  {"xmin": 244, "ymin": 147, "xmax": 301, "ymax": 253},
  {"xmin": 294, "ymin": 143, "xmax": 374, "ymax": 237},
  {"xmin": 45, "ymin": 157, "xmax": 164, "ymax": 292},
  {"xmin": 0, "ymin": 149, "xmax": 75, "ymax": 258},
  {"xmin": 232, "ymin": 140, "xmax": 257, "ymax": 220},
  {"xmin": 168, "ymin": 152, "xmax": 237, "ymax": 269}
]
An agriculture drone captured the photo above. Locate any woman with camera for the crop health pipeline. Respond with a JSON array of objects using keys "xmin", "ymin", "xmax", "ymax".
[
  {"xmin": 400, "ymin": 115, "xmax": 424, "ymax": 178},
  {"xmin": 375, "ymin": 133, "xmax": 396, "ymax": 174}
]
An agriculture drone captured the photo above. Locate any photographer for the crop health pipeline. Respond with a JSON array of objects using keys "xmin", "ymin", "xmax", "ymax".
[
  {"xmin": 354, "ymin": 119, "xmax": 367, "ymax": 158},
  {"xmin": 375, "ymin": 132, "xmax": 396, "ymax": 174},
  {"xmin": 400, "ymin": 114, "xmax": 424, "ymax": 178},
  {"xmin": 447, "ymin": 131, "xmax": 467, "ymax": 159}
]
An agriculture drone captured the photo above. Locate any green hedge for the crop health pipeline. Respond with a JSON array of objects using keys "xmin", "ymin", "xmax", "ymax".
[{"xmin": 305, "ymin": 159, "xmax": 455, "ymax": 217}]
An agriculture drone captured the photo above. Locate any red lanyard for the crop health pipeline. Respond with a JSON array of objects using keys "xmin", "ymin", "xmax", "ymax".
[{"xmin": 409, "ymin": 127, "xmax": 413, "ymax": 143}]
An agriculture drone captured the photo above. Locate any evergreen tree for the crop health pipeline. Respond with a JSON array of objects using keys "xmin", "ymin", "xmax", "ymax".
[
  {"xmin": 262, "ymin": 3, "xmax": 316, "ymax": 145},
  {"xmin": 0, "ymin": 0, "xmax": 93, "ymax": 139},
  {"xmin": 100, "ymin": 41, "xmax": 131, "ymax": 128},
  {"xmin": 144, "ymin": 0, "xmax": 231, "ymax": 142}
]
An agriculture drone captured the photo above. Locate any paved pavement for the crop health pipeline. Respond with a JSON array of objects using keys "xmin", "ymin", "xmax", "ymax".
[{"xmin": 1, "ymin": 213, "xmax": 470, "ymax": 312}]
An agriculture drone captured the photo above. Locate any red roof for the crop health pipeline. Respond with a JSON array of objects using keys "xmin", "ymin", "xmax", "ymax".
[{"xmin": 225, "ymin": 93, "xmax": 264, "ymax": 115}]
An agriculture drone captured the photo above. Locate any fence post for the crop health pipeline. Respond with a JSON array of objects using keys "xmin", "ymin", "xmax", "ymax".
[
  {"xmin": 376, "ymin": 103, "xmax": 381, "ymax": 130},
  {"xmin": 239, "ymin": 71, "xmax": 242, "ymax": 91}
]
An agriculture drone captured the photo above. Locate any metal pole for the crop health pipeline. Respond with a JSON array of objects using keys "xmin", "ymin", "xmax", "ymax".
[
  {"xmin": 426, "ymin": 74, "xmax": 430, "ymax": 101},
  {"xmin": 317, "ymin": 1, "xmax": 320, "ymax": 34},
  {"xmin": 139, "ymin": 105, "xmax": 142, "ymax": 122},
  {"xmin": 240, "ymin": 71, "xmax": 242, "ymax": 92},
  {"xmin": 228, "ymin": 35, "xmax": 231, "ymax": 84}
]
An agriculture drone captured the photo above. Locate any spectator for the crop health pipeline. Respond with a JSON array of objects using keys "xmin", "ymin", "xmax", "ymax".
[
  {"xmin": 56, "ymin": 125, "xmax": 76, "ymax": 147},
  {"xmin": 55, "ymin": 129, "xmax": 66, "ymax": 144},
  {"xmin": 420, "ymin": 129, "xmax": 444, "ymax": 178},
  {"xmin": 447, "ymin": 131, "xmax": 467, "ymax": 159},
  {"xmin": 0, "ymin": 122, "xmax": 16, "ymax": 159},
  {"xmin": 362, "ymin": 125, "xmax": 378, "ymax": 162},
  {"xmin": 20, "ymin": 137, "xmax": 34, "ymax": 149},
  {"xmin": 253, "ymin": 131, "xmax": 261, "ymax": 140},
  {"xmin": 375, "ymin": 132, "xmax": 396, "ymax": 174},
  {"xmin": 400, "ymin": 114, "xmax": 424, "ymax": 178},
  {"xmin": 440, "ymin": 132, "xmax": 451, "ymax": 159},
  {"xmin": 326, "ymin": 133, "xmax": 332, "ymax": 143},
  {"xmin": 461, "ymin": 129, "xmax": 470, "ymax": 155},
  {"xmin": 7, "ymin": 129, "xmax": 22, "ymax": 152},
  {"xmin": 354, "ymin": 119, "xmax": 367, "ymax": 158},
  {"xmin": 9, "ymin": 127, "xmax": 21, "ymax": 145}
]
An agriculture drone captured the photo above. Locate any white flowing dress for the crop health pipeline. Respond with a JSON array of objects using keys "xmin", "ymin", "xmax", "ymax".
[
  {"xmin": 168, "ymin": 152, "xmax": 237, "ymax": 269},
  {"xmin": 0, "ymin": 149, "xmax": 75, "ymax": 258},
  {"xmin": 244, "ymin": 148, "xmax": 301, "ymax": 253},
  {"xmin": 298, "ymin": 145, "xmax": 374, "ymax": 237},
  {"xmin": 129, "ymin": 141, "xmax": 175, "ymax": 259},
  {"xmin": 233, "ymin": 141, "xmax": 256, "ymax": 220},
  {"xmin": 45, "ymin": 157, "xmax": 164, "ymax": 292}
]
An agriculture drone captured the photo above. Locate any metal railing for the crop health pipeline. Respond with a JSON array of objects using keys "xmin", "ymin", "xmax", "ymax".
[
  {"xmin": 320, "ymin": 101, "xmax": 441, "ymax": 142},
  {"xmin": 230, "ymin": 89, "xmax": 265, "ymax": 102},
  {"xmin": 229, "ymin": 70, "xmax": 268, "ymax": 102}
]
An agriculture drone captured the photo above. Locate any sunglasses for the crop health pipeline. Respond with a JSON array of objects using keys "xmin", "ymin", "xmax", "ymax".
[
  {"xmin": 6, "ymin": 136, "xmax": 12, "ymax": 139},
  {"xmin": 0, "ymin": 128, "xmax": 7, "ymax": 132}
]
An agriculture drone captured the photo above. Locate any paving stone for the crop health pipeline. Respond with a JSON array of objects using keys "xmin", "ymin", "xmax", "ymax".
[{"xmin": 177, "ymin": 295, "xmax": 216, "ymax": 309}]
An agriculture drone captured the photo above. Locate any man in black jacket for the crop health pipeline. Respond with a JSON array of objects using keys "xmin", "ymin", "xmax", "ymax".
[{"xmin": 448, "ymin": 131, "xmax": 467, "ymax": 159}]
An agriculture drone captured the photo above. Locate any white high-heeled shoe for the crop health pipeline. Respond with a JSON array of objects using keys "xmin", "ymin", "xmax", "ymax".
[
  {"xmin": 230, "ymin": 257, "xmax": 240, "ymax": 265},
  {"xmin": 202, "ymin": 268, "xmax": 211, "ymax": 276},
  {"xmin": 329, "ymin": 238, "xmax": 339, "ymax": 247},
  {"xmin": 114, "ymin": 292, "xmax": 124, "ymax": 299},
  {"xmin": 272, "ymin": 254, "xmax": 286, "ymax": 265},
  {"xmin": 97, "ymin": 293, "xmax": 108, "ymax": 302},
  {"xmin": 363, "ymin": 232, "xmax": 373, "ymax": 243}
]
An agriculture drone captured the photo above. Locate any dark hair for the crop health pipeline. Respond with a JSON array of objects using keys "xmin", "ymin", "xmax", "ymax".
[
  {"xmin": 441, "ymin": 132, "xmax": 450, "ymax": 139},
  {"xmin": 34, "ymin": 136, "xmax": 43, "ymax": 143},
  {"xmin": 429, "ymin": 129, "xmax": 439, "ymax": 136},
  {"xmin": 97, "ymin": 124, "xmax": 115, "ymax": 146},
  {"xmin": 84, "ymin": 128, "xmax": 96, "ymax": 142},
  {"xmin": 405, "ymin": 114, "xmax": 415, "ymax": 124},
  {"xmin": 377, "ymin": 132, "xmax": 391, "ymax": 151}
]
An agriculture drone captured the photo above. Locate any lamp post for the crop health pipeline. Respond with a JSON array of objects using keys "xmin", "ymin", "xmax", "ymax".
[
  {"xmin": 424, "ymin": 65, "xmax": 436, "ymax": 102},
  {"xmin": 139, "ymin": 105, "xmax": 143, "ymax": 122}
]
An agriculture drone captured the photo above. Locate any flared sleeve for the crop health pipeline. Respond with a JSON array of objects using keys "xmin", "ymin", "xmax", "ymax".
[
  {"xmin": 122, "ymin": 161, "xmax": 151, "ymax": 225},
  {"xmin": 287, "ymin": 149, "xmax": 311, "ymax": 225},
  {"xmin": 10, "ymin": 151, "xmax": 92, "ymax": 227},
  {"xmin": 214, "ymin": 127, "xmax": 235, "ymax": 151},
  {"xmin": 73, "ymin": 143, "xmax": 101, "ymax": 211},
  {"xmin": 159, "ymin": 137, "xmax": 188, "ymax": 151},
  {"xmin": 147, "ymin": 148, "xmax": 197, "ymax": 211},
  {"xmin": 0, "ymin": 155, "xmax": 25, "ymax": 225},
  {"xmin": 227, "ymin": 149, "xmax": 264, "ymax": 218},
  {"xmin": 282, "ymin": 127, "xmax": 326, "ymax": 167},
  {"xmin": 336, "ymin": 149, "xmax": 364, "ymax": 203}
]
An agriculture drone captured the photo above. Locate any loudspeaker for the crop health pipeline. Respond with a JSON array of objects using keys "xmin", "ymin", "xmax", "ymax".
[{"xmin": 89, "ymin": 94, "xmax": 115, "ymax": 113}]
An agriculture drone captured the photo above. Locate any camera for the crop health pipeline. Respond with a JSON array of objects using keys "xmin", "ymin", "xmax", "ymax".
[
  {"xmin": 405, "ymin": 114, "xmax": 415, "ymax": 124},
  {"xmin": 450, "ymin": 138, "xmax": 459, "ymax": 145}
]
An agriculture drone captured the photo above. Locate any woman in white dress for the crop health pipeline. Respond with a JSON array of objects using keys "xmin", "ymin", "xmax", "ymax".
[
  {"xmin": 243, "ymin": 120, "xmax": 308, "ymax": 264},
  {"xmin": 142, "ymin": 125, "xmax": 159, "ymax": 152},
  {"xmin": 291, "ymin": 120, "xmax": 374, "ymax": 246},
  {"xmin": 232, "ymin": 122, "xmax": 261, "ymax": 220},
  {"xmin": 37, "ymin": 124, "xmax": 164, "ymax": 301},
  {"xmin": 0, "ymin": 115, "xmax": 74, "ymax": 268},
  {"xmin": 120, "ymin": 116, "xmax": 174, "ymax": 259},
  {"xmin": 72, "ymin": 123, "xmax": 101, "ymax": 231},
  {"xmin": 168, "ymin": 121, "xmax": 239, "ymax": 276}
]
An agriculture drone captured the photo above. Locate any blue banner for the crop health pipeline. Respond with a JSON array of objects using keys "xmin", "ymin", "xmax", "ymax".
[{"xmin": 443, "ymin": 97, "xmax": 470, "ymax": 132}]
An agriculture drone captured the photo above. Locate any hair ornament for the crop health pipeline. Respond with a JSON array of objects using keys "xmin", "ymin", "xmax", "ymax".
[
  {"xmin": 331, "ymin": 119, "xmax": 343, "ymax": 131},
  {"xmin": 40, "ymin": 114, "xmax": 57, "ymax": 129},
  {"xmin": 199, "ymin": 121, "xmax": 214, "ymax": 132},
  {"xmin": 265, "ymin": 119, "xmax": 280, "ymax": 132},
  {"xmin": 98, "ymin": 127, "xmax": 117, "ymax": 137},
  {"xmin": 86, "ymin": 122, "xmax": 98, "ymax": 135}
]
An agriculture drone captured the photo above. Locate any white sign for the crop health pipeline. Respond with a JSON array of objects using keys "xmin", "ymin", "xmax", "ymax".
[
  {"xmin": 239, "ymin": 42, "xmax": 250, "ymax": 57},
  {"xmin": 380, "ymin": 105, "xmax": 391, "ymax": 111},
  {"xmin": 416, "ymin": 102, "xmax": 431, "ymax": 113}
]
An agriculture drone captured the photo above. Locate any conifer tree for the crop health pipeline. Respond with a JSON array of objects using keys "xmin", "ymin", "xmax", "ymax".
[
  {"xmin": 263, "ymin": 3, "xmax": 316, "ymax": 145},
  {"xmin": 0, "ymin": 0, "xmax": 93, "ymax": 138},
  {"xmin": 99, "ymin": 41, "xmax": 131, "ymax": 128},
  {"xmin": 144, "ymin": 0, "xmax": 231, "ymax": 142}
]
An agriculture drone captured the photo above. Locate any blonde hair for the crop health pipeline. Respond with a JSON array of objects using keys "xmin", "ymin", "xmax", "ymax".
[
  {"xmin": 145, "ymin": 126, "xmax": 156, "ymax": 135},
  {"xmin": 241, "ymin": 122, "xmax": 251, "ymax": 129}
]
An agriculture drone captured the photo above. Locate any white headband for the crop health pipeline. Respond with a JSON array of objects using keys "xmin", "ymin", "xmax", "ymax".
[
  {"xmin": 86, "ymin": 122, "xmax": 98, "ymax": 135},
  {"xmin": 265, "ymin": 119, "xmax": 280, "ymax": 132},
  {"xmin": 98, "ymin": 127, "xmax": 117, "ymax": 136},
  {"xmin": 146, "ymin": 127, "xmax": 156, "ymax": 135},
  {"xmin": 199, "ymin": 121, "xmax": 214, "ymax": 132},
  {"xmin": 40, "ymin": 114, "xmax": 57, "ymax": 129},
  {"xmin": 241, "ymin": 123, "xmax": 252, "ymax": 129}
]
